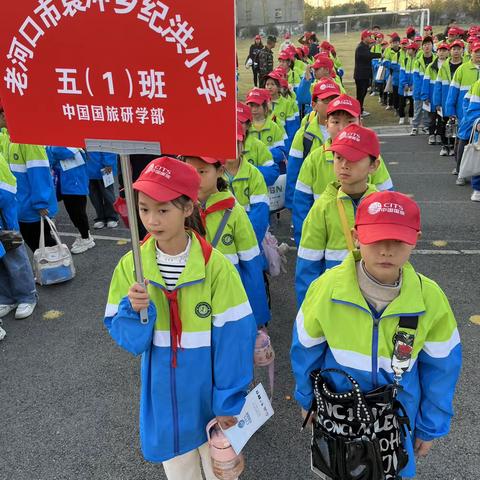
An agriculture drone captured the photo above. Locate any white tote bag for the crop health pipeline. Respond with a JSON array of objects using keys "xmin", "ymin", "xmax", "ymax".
[
  {"xmin": 458, "ymin": 119, "xmax": 480, "ymax": 179},
  {"xmin": 384, "ymin": 74, "xmax": 393, "ymax": 94},
  {"xmin": 34, "ymin": 216, "xmax": 76, "ymax": 285}
]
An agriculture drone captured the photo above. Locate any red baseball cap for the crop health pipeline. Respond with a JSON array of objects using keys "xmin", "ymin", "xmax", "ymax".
[
  {"xmin": 424, "ymin": 25, "xmax": 433, "ymax": 31},
  {"xmin": 255, "ymin": 34, "xmax": 261, "ymax": 40},
  {"xmin": 278, "ymin": 50, "xmax": 293, "ymax": 61},
  {"xmin": 355, "ymin": 191, "xmax": 421, "ymax": 245},
  {"xmin": 389, "ymin": 32, "xmax": 399, "ymax": 38},
  {"xmin": 133, "ymin": 157, "xmax": 200, "ymax": 203},
  {"xmin": 406, "ymin": 26, "xmax": 416, "ymax": 35},
  {"xmin": 437, "ymin": 42, "xmax": 450, "ymax": 50},
  {"xmin": 312, "ymin": 55, "xmax": 334, "ymax": 70},
  {"xmin": 327, "ymin": 94, "xmax": 361, "ymax": 118},
  {"xmin": 405, "ymin": 43, "xmax": 419, "ymax": 50},
  {"xmin": 448, "ymin": 27, "xmax": 463, "ymax": 36},
  {"xmin": 246, "ymin": 88, "xmax": 271, "ymax": 105},
  {"xmin": 400, "ymin": 38, "xmax": 410, "ymax": 46},
  {"xmin": 312, "ymin": 78, "xmax": 341, "ymax": 101},
  {"xmin": 375, "ymin": 32, "xmax": 385, "ymax": 40},
  {"xmin": 361, "ymin": 30, "xmax": 373, "ymax": 40},
  {"xmin": 237, "ymin": 121, "xmax": 245, "ymax": 141},
  {"xmin": 414, "ymin": 35, "xmax": 423, "ymax": 42},
  {"xmin": 327, "ymin": 124, "xmax": 380, "ymax": 162},
  {"xmin": 450, "ymin": 39, "xmax": 465, "ymax": 49},
  {"xmin": 471, "ymin": 42, "xmax": 480, "ymax": 52},
  {"xmin": 237, "ymin": 101, "xmax": 252, "ymax": 123},
  {"xmin": 320, "ymin": 40, "xmax": 333, "ymax": 51}
]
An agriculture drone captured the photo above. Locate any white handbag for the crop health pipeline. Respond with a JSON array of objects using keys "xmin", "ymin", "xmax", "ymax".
[
  {"xmin": 34, "ymin": 216, "xmax": 76, "ymax": 285},
  {"xmin": 384, "ymin": 74, "xmax": 393, "ymax": 94},
  {"xmin": 375, "ymin": 65, "xmax": 386, "ymax": 82},
  {"xmin": 458, "ymin": 119, "xmax": 480, "ymax": 179}
]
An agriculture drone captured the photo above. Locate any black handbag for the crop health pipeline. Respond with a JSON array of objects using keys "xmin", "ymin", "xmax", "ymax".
[{"xmin": 0, "ymin": 210, "xmax": 23, "ymax": 252}]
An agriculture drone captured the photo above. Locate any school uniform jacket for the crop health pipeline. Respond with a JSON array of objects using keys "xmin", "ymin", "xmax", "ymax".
[
  {"xmin": 383, "ymin": 47, "xmax": 403, "ymax": 87},
  {"xmin": 247, "ymin": 117, "xmax": 287, "ymax": 165},
  {"xmin": 243, "ymin": 134, "xmax": 279, "ymax": 187},
  {"xmin": 225, "ymin": 159, "xmax": 270, "ymax": 246},
  {"xmin": 445, "ymin": 60, "xmax": 480, "ymax": 120},
  {"xmin": 85, "ymin": 151, "xmax": 118, "ymax": 180},
  {"xmin": 0, "ymin": 128, "xmax": 58, "ymax": 223},
  {"xmin": 286, "ymin": 112, "xmax": 327, "ymax": 209},
  {"xmin": 46, "ymin": 147, "xmax": 89, "ymax": 196},
  {"xmin": 291, "ymin": 251, "xmax": 462, "ymax": 478},
  {"xmin": 105, "ymin": 233, "xmax": 257, "ymax": 462},
  {"xmin": 292, "ymin": 139, "xmax": 393, "ymax": 245},
  {"xmin": 399, "ymin": 55, "xmax": 416, "ymax": 97},
  {"xmin": 413, "ymin": 54, "xmax": 435, "ymax": 101},
  {"xmin": 421, "ymin": 59, "xmax": 442, "ymax": 111},
  {"xmin": 433, "ymin": 59, "xmax": 464, "ymax": 113},
  {"xmin": 295, "ymin": 182, "xmax": 377, "ymax": 306},
  {"xmin": 0, "ymin": 153, "xmax": 19, "ymax": 230},
  {"xmin": 458, "ymin": 79, "xmax": 480, "ymax": 141},
  {"xmin": 204, "ymin": 191, "xmax": 270, "ymax": 327}
]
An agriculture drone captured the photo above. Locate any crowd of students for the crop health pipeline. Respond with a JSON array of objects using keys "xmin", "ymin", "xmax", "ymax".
[
  {"xmin": 0, "ymin": 104, "xmax": 120, "ymax": 335},
  {"xmin": 0, "ymin": 23, "xmax": 471, "ymax": 480},
  {"xmin": 368, "ymin": 24, "xmax": 480, "ymax": 199}
]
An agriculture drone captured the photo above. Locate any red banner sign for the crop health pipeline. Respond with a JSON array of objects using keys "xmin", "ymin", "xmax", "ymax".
[{"xmin": 0, "ymin": 0, "xmax": 237, "ymax": 158}]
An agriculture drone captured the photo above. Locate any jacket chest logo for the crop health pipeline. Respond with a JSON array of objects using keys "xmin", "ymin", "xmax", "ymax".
[
  {"xmin": 222, "ymin": 234, "xmax": 234, "ymax": 246},
  {"xmin": 195, "ymin": 302, "xmax": 212, "ymax": 318},
  {"xmin": 13, "ymin": 153, "xmax": 19, "ymax": 161},
  {"xmin": 266, "ymin": 136, "xmax": 273, "ymax": 143}
]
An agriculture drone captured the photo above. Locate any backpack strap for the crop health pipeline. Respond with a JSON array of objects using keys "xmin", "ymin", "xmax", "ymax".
[{"xmin": 211, "ymin": 209, "xmax": 233, "ymax": 248}]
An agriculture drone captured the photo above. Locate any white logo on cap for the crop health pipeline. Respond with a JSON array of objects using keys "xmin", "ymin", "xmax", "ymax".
[
  {"xmin": 334, "ymin": 99, "xmax": 353, "ymax": 107},
  {"xmin": 146, "ymin": 163, "xmax": 172, "ymax": 180},
  {"xmin": 320, "ymin": 84, "xmax": 327, "ymax": 90},
  {"xmin": 368, "ymin": 202, "xmax": 382, "ymax": 215},
  {"xmin": 338, "ymin": 131, "xmax": 361, "ymax": 142},
  {"xmin": 368, "ymin": 202, "xmax": 405, "ymax": 216}
]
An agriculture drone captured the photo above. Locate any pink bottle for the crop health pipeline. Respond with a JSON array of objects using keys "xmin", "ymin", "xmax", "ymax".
[
  {"xmin": 206, "ymin": 419, "xmax": 245, "ymax": 479},
  {"xmin": 254, "ymin": 329, "xmax": 275, "ymax": 367}
]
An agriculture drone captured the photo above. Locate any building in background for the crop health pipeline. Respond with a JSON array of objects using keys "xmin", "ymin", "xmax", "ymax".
[{"xmin": 237, "ymin": 0, "xmax": 305, "ymax": 31}]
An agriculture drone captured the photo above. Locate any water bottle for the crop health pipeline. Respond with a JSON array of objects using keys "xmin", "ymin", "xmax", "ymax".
[{"xmin": 206, "ymin": 419, "xmax": 245, "ymax": 480}]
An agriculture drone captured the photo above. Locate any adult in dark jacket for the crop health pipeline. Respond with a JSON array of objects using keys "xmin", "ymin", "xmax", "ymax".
[
  {"xmin": 354, "ymin": 30, "xmax": 382, "ymax": 115},
  {"xmin": 257, "ymin": 36, "xmax": 276, "ymax": 87},
  {"xmin": 247, "ymin": 35, "xmax": 264, "ymax": 87}
]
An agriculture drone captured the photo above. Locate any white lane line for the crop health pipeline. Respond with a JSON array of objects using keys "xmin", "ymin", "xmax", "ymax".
[{"xmin": 390, "ymin": 172, "xmax": 453, "ymax": 175}]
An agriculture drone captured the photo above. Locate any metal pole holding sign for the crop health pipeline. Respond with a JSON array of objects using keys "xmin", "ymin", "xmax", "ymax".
[{"xmin": 86, "ymin": 139, "xmax": 161, "ymax": 325}]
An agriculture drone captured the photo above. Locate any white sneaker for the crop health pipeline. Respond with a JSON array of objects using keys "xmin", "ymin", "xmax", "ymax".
[
  {"xmin": 435, "ymin": 135, "xmax": 442, "ymax": 144},
  {"xmin": 410, "ymin": 128, "xmax": 418, "ymax": 136},
  {"xmin": 71, "ymin": 235, "xmax": 95, "ymax": 254},
  {"xmin": 398, "ymin": 117, "xmax": 405, "ymax": 125},
  {"xmin": 428, "ymin": 135, "xmax": 436, "ymax": 145},
  {"xmin": 370, "ymin": 91, "xmax": 376, "ymax": 96},
  {"xmin": 451, "ymin": 167, "xmax": 458, "ymax": 175},
  {"xmin": 439, "ymin": 147, "xmax": 449, "ymax": 156},
  {"xmin": 93, "ymin": 221, "xmax": 105, "ymax": 229},
  {"xmin": 449, "ymin": 147, "xmax": 456, "ymax": 156},
  {"xmin": 0, "ymin": 325, "xmax": 6, "ymax": 341},
  {"xmin": 106, "ymin": 220, "xmax": 118, "ymax": 228},
  {"xmin": 362, "ymin": 110, "xmax": 370, "ymax": 117},
  {"xmin": 456, "ymin": 177, "xmax": 466, "ymax": 186},
  {"xmin": 385, "ymin": 105, "xmax": 393, "ymax": 110},
  {"xmin": 471, "ymin": 190, "xmax": 480, "ymax": 202},
  {"xmin": 422, "ymin": 127, "xmax": 430, "ymax": 134},
  {"xmin": 408, "ymin": 117, "xmax": 414, "ymax": 125},
  {"xmin": 15, "ymin": 302, "xmax": 37, "ymax": 319},
  {"xmin": 0, "ymin": 304, "xmax": 17, "ymax": 318}
]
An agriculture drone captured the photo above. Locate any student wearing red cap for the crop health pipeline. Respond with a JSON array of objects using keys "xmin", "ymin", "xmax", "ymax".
[
  {"xmin": 280, "ymin": 31, "xmax": 293, "ymax": 53},
  {"xmin": 237, "ymin": 102, "xmax": 279, "ymax": 187},
  {"xmin": 104, "ymin": 156, "xmax": 256, "ymax": 478},
  {"xmin": 291, "ymin": 190, "xmax": 462, "ymax": 480},
  {"xmin": 184, "ymin": 156, "xmax": 270, "ymax": 328},
  {"xmin": 398, "ymin": 43, "xmax": 417, "ymax": 125},
  {"xmin": 354, "ymin": 30, "xmax": 382, "ymax": 116},
  {"xmin": 278, "ymin": 50, "xmax": 302, "ymax": 89},
  {"xmin": 293, "ymin": 95, "xmax": 393, "ymax": 245},
  {"xmin": 383, "ymin": 35, "xmax": 403, "ymax": 112},
  {"xmin": 295, "ymin": 123, "xmax": 381, "ymax": 305},
  {"xmin": 245, "ymin": 87, "xmax": 287, "ymax": 171},
  {"xmin": 286, "ymin": 78, "xmax": 341, "ymax": 210},
  {"xmin": 246, "ymin": 34, "xmax": 264, "ymax": 87}
]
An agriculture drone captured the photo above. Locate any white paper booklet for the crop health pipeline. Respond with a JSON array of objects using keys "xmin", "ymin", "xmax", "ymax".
[
  {"xmin": 222, "ymin": 383, "xmax": 274, "ymax": 454},
  {"xmin": 102, "ymin": 169, "xmax": 115, "ymax": 188}
]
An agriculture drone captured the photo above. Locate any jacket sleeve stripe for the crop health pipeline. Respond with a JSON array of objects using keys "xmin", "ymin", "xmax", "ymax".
[
  {"xmin": 0, "ymin": 181, "xmax": 16, "ymax": 194},
  {"xmin": 153, "ymin": 330, "xmax": 211, "ymax": 348},
  {"xmin": 289, "ymin": 148, "xmax": 303, "ymax": 158},
  {"xmin": 423, "ymin": 328, "xmax": 460, "ymax": 358},
  {"xmin": 26, "ymin": 159, "xmax": 50, "ymax": 168},
  {"xmin": 224, "ymin": 253, "xmax": 239, "ymax": 265},
  {"xmin": 296, "ymin": 309, "xmax": 326, "ymax": 348},
  {"xmin": 250, "ymin": 194, "xmax": 270, "ymax": 205},
  {"xmin": 295, "ymin": 180, "xmax": 313, "ymax": 195},
  {"xmin": 375, "ymin": 178, "xmax": 394, "ymax": 191},
  {"xmin": 238, "ymin": 245, "xmax": 260, "ymax": 261},
  {"xmin": 298, "ymin": 246, "xmax": 324, "ymax": 261},
  {"xmin": 325, "ymin": 249, "xmax": 350, "ymax": 261},
  {"xmin": 9, "ymin": 163, "xmax": 27, "ymax": 173},
  {"xmin": 213, "ymin": 301, "xmax": 252, "ymax": 328},
  {"xmin": 105, "ymin": 303, "xmax": 119, "ymax": 318}
]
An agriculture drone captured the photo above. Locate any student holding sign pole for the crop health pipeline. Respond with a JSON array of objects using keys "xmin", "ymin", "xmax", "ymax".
[{"xmin": 104, "ymin": 156, "xmax": 256, "ymax": 479}]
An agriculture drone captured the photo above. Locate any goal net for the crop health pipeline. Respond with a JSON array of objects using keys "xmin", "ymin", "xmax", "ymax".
[{"xmin": 325, "ymin": 9, "xmax": 430, "ymax": 41}]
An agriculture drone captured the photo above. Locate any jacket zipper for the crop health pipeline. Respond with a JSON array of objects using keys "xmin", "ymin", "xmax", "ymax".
[
  {"xmin": 371, "ymin": 315, "xmax": 380, "ymax": 388},
  {"xmin": 170, "ymin": 354, "xmax": 180, "ymax": 456}
]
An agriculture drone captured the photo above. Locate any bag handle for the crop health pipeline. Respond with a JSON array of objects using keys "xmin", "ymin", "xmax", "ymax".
[
  {"xmin": 39, "ymin": 216, "xmax": 63, "ymax": 254},
  {"xmin": 336, "ymin": 198, "xmax": 355, "ymax": 252},
  {"xmin": 468, "ymin": 118, "xmax": 480, "ymax": 145},
  {"xmin": 211, "ymin": 209, "xmax": 233, "ymax": 248}
]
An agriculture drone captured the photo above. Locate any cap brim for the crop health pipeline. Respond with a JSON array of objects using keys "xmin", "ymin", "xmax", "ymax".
[
  {"xmin": 246, "ymin": 99, "xmax": 264, "ymax": 105},
  {"xmin": 316, "ymin": 91, "xmax": 339, "ymax": 100},
  {"xmin": 133, "ymin": 180, "xmax": 183, "ymax": 203},
  {"xmin": 327, "ymin": 144, "xmax": 367, "ymax": 162},
  {"xmin": 328, "ymin": 106, "xmax": 360, "ymax": 118},
  {"xmin": 356, "ymin": 224, "xmax": 418, "ymax": 245}
]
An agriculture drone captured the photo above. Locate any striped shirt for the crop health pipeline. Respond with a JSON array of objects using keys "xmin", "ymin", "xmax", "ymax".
[{"xmin": 155, "ymin": 237, "xmax": 191, "ymax": 291}]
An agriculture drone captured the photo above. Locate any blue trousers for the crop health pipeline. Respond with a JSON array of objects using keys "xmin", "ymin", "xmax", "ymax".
[{"xmin": 0, "ymin": 244, "xmax": 37, "ymax": 305}]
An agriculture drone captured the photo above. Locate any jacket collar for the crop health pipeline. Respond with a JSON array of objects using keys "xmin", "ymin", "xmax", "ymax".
[
  {"xmin": 204, "ymin": 191, "xmax": 236, "ymax": 209},
  {"xmin": 142, "ymin": 232, "xmax": 206, "ymax": 290},
  {"xmin": 331, "ymin": 251, "xmax": 426, "ymax": 318}
]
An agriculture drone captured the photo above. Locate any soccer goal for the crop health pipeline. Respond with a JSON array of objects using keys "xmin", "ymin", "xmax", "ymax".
[{"xmin": 325, "ymin": 9, "xmax": 430, "ymax": 41}]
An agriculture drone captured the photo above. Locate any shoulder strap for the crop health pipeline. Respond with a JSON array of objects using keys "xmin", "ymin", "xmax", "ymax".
[
  {"xmin": 211, "ymin": 209, "xmax": 233, "ymax": 248},
  {"xmin": 336, "ymin": 198, "xmax": 355, "ymax": 252}
]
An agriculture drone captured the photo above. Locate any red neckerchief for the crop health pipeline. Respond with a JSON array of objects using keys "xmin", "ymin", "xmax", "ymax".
[
  {"xmin": 200, "ymin": 197, "xmax": 236, "ymax": 228},
  {"xmin": 160, "ymin": 230, "xmax": 213, "ymax": 368}
]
